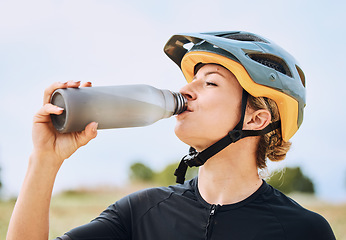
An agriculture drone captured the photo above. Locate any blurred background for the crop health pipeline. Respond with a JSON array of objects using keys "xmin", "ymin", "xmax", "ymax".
[{"xmin": 0, "ymin": 0, "xmax": 345, "ymax": 238}]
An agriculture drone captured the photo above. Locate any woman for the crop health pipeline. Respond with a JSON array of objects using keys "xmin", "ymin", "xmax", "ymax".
[{"xmin": 7, "ymin": 31, "xmax": 335, "ymax": 239}]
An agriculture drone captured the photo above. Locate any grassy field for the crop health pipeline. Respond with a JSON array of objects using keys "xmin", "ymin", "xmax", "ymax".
[{"xmin": 1, "ymin": 185, "xmax": 345, "ymax": 239}]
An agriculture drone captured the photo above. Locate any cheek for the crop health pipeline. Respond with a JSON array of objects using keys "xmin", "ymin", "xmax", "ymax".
[
  {"xmin": 175, "ymin": 108, "xmax": 234, "ymax": 140},
  {"xmin": 205, "ymin": 98, "xmax": 241, "ymax": 127},
  {"xmin": 174, "ymin": 96, "xmax": 242, "ymax": 144},
  {"xmin": 206, "ymin": 109, "xmax": 238, "ymax": 135}
]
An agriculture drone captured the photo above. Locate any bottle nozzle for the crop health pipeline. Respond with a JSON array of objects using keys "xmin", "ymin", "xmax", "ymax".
[{"xmin": 172, "ymin": 92, "xmax": 187, "ymax": 115}]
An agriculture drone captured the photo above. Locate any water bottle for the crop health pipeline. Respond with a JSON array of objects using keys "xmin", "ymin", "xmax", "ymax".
[{"xmin": 50, "ymin": 84, "xmax": 187, "ymax": 133}]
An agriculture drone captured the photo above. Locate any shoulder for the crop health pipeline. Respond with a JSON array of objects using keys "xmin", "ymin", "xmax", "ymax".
[
  {"xmin": 120, "ymin": 177, "xmax": 196, "ymax": 205},
  {"xmin": 92, "ymin": 179, "xmax": 196, "ymax": 236},
  {"xmin": 104, "ymin": 178, "xmax": 197, "ymax": 218},
  {"xmin": 261, "ymin": 182, "xmax": 335, "ymax": 239}
]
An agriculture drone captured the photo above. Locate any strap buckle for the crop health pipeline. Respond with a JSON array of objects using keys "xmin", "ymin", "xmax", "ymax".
[
  {"xmin": 174, "ymin": 149, "xmax": 205, "ymax": 184},
  {"xmin": 228, "ymin": 129, "xmax": 244, "ymax": 143},
  {"xmin": 182, "ymin": 151, "xmax": 204, "ymax": 167}
]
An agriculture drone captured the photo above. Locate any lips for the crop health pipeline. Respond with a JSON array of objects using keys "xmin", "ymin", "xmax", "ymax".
[
  {"xmin": 176, "ymin": 105, "xmax": 193, "ymax": 119},
  {"xmin": 186, "ymin": 107, "xmax": 193, "ymax": 112},
  {"xmin": 183, "ymin": 104, "xmax": 193, "ymax": 113}
]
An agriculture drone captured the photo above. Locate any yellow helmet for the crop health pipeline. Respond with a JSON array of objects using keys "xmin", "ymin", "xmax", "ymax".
[
  {"xmin": 164, "ymin": 31, "xmax": 306, "ymax": 142},
  {"xmin": 165, "ymin": 31, "xmax": 306, "ymax": 183}
]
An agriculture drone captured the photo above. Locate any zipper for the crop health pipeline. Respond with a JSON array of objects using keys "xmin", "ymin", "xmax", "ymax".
[{"xmin": 205, "ymin": 204, "xmax": 219, "ymax": 240}]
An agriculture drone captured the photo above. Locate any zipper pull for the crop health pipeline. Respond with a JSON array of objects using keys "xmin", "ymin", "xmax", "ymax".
[
  {"xmin": 210, "ymin": 204, "xmax": 221, "ymax": 216},
  {"xmin": 210, "ymin": 204, "xmax": 216, "ymax": 216}
]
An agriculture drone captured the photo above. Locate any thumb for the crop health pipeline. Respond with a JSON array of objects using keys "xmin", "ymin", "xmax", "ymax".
[{"xmin": 77, "ymin": 122, "xmax": 98, "ymax": 147}]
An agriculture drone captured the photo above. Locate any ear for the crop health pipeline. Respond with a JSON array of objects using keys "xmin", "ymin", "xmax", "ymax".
[{"xmin": 243, "ymin": 109, "xmax": 271, "ymax": 130}]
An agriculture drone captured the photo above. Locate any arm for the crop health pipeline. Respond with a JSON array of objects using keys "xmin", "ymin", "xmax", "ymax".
[{"xmin": 6, "ymin": 81, "xmax": 98, "ymax": 240}]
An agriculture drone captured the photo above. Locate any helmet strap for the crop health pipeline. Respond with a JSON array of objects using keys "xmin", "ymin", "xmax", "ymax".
[{"xmin": 174, "ymin": 90, "xmax": 281, "ymax": 184}]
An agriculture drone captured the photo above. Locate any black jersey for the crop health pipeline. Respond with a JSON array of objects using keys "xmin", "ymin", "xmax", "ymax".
[{"xmin": 55, "ymin": 177, "xmax": 335, "ymax": 240}]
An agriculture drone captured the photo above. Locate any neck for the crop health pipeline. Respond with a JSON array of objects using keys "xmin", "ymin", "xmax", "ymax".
[{"xmin": 197, "ymin": 138, "xmax": 262, "ymax": 205}]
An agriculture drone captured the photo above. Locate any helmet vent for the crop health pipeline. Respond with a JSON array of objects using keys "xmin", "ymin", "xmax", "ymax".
[
  {"xmin": 183, "ymin": 42, "xmax": 194, "ymax": 51},
  {"xmin": 217, "ymin": 32, "xmax": 268, "ymax": 43},
  {"xmin": 248, "ymin": 53, "xmax": 292, "ymax": 77},
  {"xmin": 296, "ymin": 65, "xmax": 306, "ymax": 87}
]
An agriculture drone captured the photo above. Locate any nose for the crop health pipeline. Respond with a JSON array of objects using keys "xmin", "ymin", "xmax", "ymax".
[{"xmin": 179, "ymin": 81, "xmax": 197, "ymax": 101}]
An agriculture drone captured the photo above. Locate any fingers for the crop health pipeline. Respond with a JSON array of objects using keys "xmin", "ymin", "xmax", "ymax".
[
  {"xmin": 77, "ymin": 122, "xmax": 98, "ymax": 147},
  {"xmin": 34, "ymin": 103, "xmax": 64, "ymax": 123},
  {"xmin": 43, "ymin": 81, "xmax": 92, "ymax": 105},
  {"xmin": 43, "ymin": 82, "xmax": 67, "ymax": 105},
  {"xmin": 81, "ymin": 82, "xmax": 92, "ymax": 88}
]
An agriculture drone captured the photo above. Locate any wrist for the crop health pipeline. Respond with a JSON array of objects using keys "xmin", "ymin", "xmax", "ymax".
[{"xmin": 29, "ymin": 151, "xmax": 63, "ymax": 174}]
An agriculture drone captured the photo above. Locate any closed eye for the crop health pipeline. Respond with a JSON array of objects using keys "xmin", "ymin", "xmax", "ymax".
[{"xmin": 206, "ymin": 82, "xmax": 218, "ymax": 86}]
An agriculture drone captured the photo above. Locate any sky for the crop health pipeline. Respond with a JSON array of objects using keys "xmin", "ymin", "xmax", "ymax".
[{"xmin": 0, "ymin": 0, "xmax": 345, "ymax": 202}]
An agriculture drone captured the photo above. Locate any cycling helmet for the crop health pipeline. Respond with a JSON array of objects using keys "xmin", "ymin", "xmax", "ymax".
[{"xmin": 164, "ymin": 31, "xmax": 306, "ymax": 183}]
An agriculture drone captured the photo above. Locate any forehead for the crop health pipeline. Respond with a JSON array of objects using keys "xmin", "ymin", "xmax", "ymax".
[
  {"xmin": 195, "ymin": 63, "xmax": 224, "ymax": 73},
  {"xmin": 195, "ymin": 64, "xmax": 238, "ymax": 81}
]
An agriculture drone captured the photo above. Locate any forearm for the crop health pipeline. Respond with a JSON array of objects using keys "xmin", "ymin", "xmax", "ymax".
[
  {"xmin": 7, "ymin": 152, "xmax": 62, "ymax": 240},
  {"xmin": 6, "ymin": 82, "xmax": 97, "ymax": 240}
]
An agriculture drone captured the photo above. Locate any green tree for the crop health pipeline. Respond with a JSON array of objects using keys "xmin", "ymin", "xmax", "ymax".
[
  {"xmin": 154, "ymin": 162, "xmax": 199, "ymax": 186},
  {"xmin": 128, "ymin": 161, "xmax": 199, "ymax": 186},
  {"xmin": 267, "ymin": 167, "xmax": 314, "ymax": 194},
  {"xmin": 129, "ymin": 162, "xmax": 154, "ymax": 182}
]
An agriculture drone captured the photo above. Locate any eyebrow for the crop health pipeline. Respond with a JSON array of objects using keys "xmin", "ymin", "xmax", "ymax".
[{"xmin": 193, "ymin": 70, "xmax": 226, "ymax": 80}]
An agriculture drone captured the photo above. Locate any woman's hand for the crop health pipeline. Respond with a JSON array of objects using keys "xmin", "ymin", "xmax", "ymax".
[
  {"xmin": 7, "ymin": 81, "xmax": 99, "ymax": 240},
  {"xmin": 32, "ymin": 81, "xmax": 98, "ymax": 166}
]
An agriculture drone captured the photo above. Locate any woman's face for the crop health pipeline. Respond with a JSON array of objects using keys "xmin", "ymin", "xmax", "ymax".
[{"xmin": 175, "ymin": 64, "xmax": 244, "ymax": 151}]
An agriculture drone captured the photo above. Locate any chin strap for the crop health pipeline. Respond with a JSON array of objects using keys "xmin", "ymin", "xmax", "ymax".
[{"xmin": 174, "ymin": 90, "xmax": 281, "ymax": 184}]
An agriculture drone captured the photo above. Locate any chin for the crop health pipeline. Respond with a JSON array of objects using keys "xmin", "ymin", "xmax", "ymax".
[
  {"xmin": 174, "ymin": 128, "xmax": 210, "ymax": 151},
  {"xmin": 174, "ymin": 125, "xmax": 186, "ymax": 143},
  {"xmin": 174, "ymin": 125, "xmax": 195, "ymax": 146}
]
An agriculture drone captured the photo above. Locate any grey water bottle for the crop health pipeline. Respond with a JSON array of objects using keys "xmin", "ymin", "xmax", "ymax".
[{"xmin": 50, "ymin": 84, "xmax": 187, "ymax": 133}]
